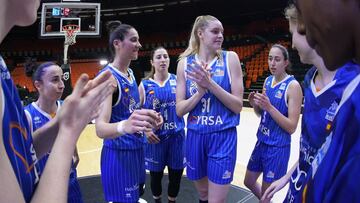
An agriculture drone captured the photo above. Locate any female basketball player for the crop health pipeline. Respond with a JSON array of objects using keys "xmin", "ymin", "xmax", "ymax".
[
  {"xmin": 176, "ymin": 15, "xmax": 243, "ymax": 203},
  {"xmin": 138, "ymin": 47, "xmax": 185, "ymax": 203},
  {"xmin": 24, "ymin": 62, "xmax": 84, "ymax": 203},
  {"xmin": 261, "ymin": 4, "xmax": 360, "ymax": 202},
  {"xmin": 0, "ymin": 1, "xmax": 114, "ymax": 202},
  {"xmin": 289, "ymin": 0, "xmax": 360, "ymax": 202},
  {"xmin": 243, "ymin": 44, "xmax": 303, "ymax": 200},
  {"xmin": 95, "ymin": 22, "xmax": 163, "ymax": 203}
]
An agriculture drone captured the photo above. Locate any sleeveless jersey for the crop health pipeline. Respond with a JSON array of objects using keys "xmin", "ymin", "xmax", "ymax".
[
  {"xmin": 99, "ymin": 65, "xmax": 143, "ymax": 149},
  {"xmin": 257, "ymin": 75, "xmax": 295, "ymax": 146},
  {"xmin": 1, "ymin": 56, "xmax": 39, "ymax": 202},
  {"xmin": 185, "ymin": 51, "xmax": 240, "ymax": 133},
  {"xmin": 286, "ymin": 62, "xmax": 360, "ymax": 202},
  {"xmin": 140, "ymin": 73, "xmax": 185, "ymax": 140},
  {"xmin": 24, "ymin": 101, "xmax": 62, "ymax": 174}
]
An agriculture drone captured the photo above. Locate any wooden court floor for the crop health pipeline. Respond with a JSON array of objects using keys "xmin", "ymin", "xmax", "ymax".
[{"xmin": 76, "ymin": 107, "xmax": 301, "ymax": 202}]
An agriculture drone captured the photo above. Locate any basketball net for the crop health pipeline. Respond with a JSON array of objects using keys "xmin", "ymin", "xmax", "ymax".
[{"xmin": 63, "ymin": 25, "xmax": 79, "ymax": 64}]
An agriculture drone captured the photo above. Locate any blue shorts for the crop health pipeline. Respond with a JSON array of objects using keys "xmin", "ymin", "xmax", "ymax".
[
  {"xmin": 145, "ymin": 132, "xmax": 185, "ymax": 171},
  {"xmin": 68, "ymin": 168, "xmax": 83, "ymax": 203},
  {"xmin": 100, "ymin": 146, "xmax": 145, "ymax": 203},
  {"xmin": 247, "ymin": 141, "xmax": 290, "ymax": 183},
  {"xmin": 186, "ymin": 127, "xmax": 237, "ymax": 185}
]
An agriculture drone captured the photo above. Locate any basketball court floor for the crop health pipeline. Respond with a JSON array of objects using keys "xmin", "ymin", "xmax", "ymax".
[{"xmin": 76, "ymin": 107, "xmax": 301, "ymax": 202}]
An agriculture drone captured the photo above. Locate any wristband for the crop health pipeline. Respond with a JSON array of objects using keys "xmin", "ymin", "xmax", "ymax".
[{"xmin": 116, "ymin": 120, "xmax": 126, "ymax": 135}]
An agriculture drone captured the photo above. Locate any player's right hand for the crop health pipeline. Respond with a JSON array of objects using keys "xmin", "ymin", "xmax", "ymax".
[{"xmin": 124, "ymin": 109, "xmax": 162, "ymax": 134}]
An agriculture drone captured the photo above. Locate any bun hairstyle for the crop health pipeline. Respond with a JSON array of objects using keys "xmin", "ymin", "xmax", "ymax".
[
  {"xmin": 106, "ymin": 21, "xmax": 134, "ymax": 60},
  {"xmin": 106, "ymin": 20, "xmax": 122, "ymax": 34}
]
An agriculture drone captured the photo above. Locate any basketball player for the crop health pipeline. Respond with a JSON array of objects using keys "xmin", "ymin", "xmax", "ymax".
[
  {"xmin": 0, "ymin": 1, "xmax": 114, "ymax": 202},
  {"xmin": 176, "ymin": 15, "xmax": 243, "ymax": 203},
  {"xmin": 290, "ymin": 0, "xmax": 360, "ymax": 202},
  {"xmin": 139, "ymin": 47, "xmax": 185, "ymax": 203},
  {"xmin": 24, "ymin": 62, "xmax": 84, "ymax": 203},
  {"xmin": 261, "ymin": 4, "xmax": 360, "ymax": 202},
  {"xmin": 244, "ymin": 44, "xmax": 303, "ymax": 200},
  {"xmin": 95, "ymin": 22, "xmax": 163, "ymax": 203}
]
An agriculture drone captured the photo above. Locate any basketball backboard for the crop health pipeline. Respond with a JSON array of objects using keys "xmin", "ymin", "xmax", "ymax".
[{"xmin": 40, "ymin": 2, "xmax": 101, "ymax": 38}]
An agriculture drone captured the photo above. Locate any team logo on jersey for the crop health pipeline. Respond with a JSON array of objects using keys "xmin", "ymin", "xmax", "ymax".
[
  {"xmin": 129, "ymin": 98, "xmax": 138, "ymax": 113},
  {"xmin": 147, "ymin": 83, "xmax": 153, "ymax": 87},
  {"xmin": 279, "ymin": 82, "xmax": 287, "ymax": 90},
  {"xmin": 222, "ymin": 170, "xmax": 232, "ymax": 179},
  {"xmin": 325, "ymin": 101, "xmax": 338, "ymax": 122},
  {"xmin": 189, "ymin": 82, "xmax": 198, "ymax": 96},
  {"xmin": 215, "ymin": 58, "xmax": 224, "ymax": 67},
  {"xmin": 171, "ymin": 87, "xmax": 176, "ymax": 94},
  {"xmin": 213, "ymin": 68, "xmax": 224, "ymax": 77},
  {"xmin": 170, "ymin": 79, "xmax": 176, "ymax": 86},
  {"xmin": 152, "ymin": 97, "xmax": 160, "ymax": 110},
  {"xmin": 275, "ymin": 90, "xmax": 283, "ymax": 99}
]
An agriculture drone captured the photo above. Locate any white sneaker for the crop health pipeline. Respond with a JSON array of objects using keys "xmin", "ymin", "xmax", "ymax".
[{"xmin": 138, "ymin": 198, "xmax": 147, "ymax": 203}]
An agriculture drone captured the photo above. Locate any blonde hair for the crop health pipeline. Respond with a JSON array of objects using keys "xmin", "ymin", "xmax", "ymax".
[
  {"xmin": 284, "ymin": 4, "xmax": 298, "ymax": 22},
  {"xmin": 179, "ymin": 15, "xmax": 222, "ymax": 61}
]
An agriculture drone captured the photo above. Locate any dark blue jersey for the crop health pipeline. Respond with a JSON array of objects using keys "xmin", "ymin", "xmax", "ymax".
[
  {"xmin": 99, "ymin": 65, "xmax": 144, "ymax": 149},
  {"xmin": 1, "ymin": 56, "xmax": 39, "ymax": 202},
  {"xmin": 302, "ymin": 68, "xmax": 360, "ymax": 202},
  {"xmin": 257, "ymin": 75, "xmax": 295, "ymax": 146},
  {"xmin": 286, "ymin": 62, "xmax": 360, "ymax": 202},
  {"xmin": 140, "ymin": 73, "xmax": 185, "ymax": 140},
  {"xmin": 185, "ymin": 51, "xmax": 240, "ymax": 133}
]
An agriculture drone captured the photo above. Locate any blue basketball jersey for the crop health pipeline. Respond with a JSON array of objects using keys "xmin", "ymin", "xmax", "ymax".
[
  {"xmin": 185, "ymin": 51, "xmax": 240, "ymax": 133},
  {"xmin": 257, "ymin": 75, "xmax": 295, "ymax": 146},
  {"xmin": 24, "ymin": 101, "xmax": 62, "ymax": 174},
  {"xmin": 1, "ymin": 56, "xmax": 39, "ymax": 202},
  {"xmin": 301, "ymin": 66, "xmax": 360, "ymax": 202},
  {"xmin": 286, "ymin": 62, "xmax": 360, "ymax": 202},
  {"xmin": 99, "ymin": 65, "xmax": 144, "ymax": 149},
  {"xmin": 140, "ymin": 73, "xmax": 185, "ymax": 140},
  {"xmin": 24, "ymin": 101, "xmax": 83, "ymax": 203}
]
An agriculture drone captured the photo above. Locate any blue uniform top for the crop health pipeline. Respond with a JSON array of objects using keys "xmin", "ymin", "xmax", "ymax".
[
  {"xmin": 302, "ymin": 65, "xmax": 360, "ymax": 203},
  {"xmin": 286, "ymin": 62, "xmax": 360, "ymax": 202},
  {"xmin": 99, "ymin": 65, "xmax": 144, "ymax": 150},
  {"xmin": 185, "ymin": 51, "xmax": 240, "ymax": 133},
  {"xmin": 24, "ymin": 101, "xmax": 62, "ymax": 174},
  {"xmin": 140, "ymin": 73, "xmax": 185, "ymax": 140},
  {"xmin": 257, "ymin": 75, "xmax": 295, "ymax": 147},
  {"xmin": 1, "ymin": 56, "xmax": 39, "ymax": 202},
  {"xmin": 287, "ymin": 62, "xmax": 360, "ymax": 201}
]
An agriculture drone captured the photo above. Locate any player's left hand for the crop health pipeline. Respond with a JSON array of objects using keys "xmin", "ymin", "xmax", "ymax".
[
  {"xmin": 185, "ymin": 60, "xmax": 213, "ymax": 89},
  {"xmin": 154, "ymin": 113, "xmax": 163, "ymax": 130},
  {"xmin": 253, "ymin": 92, "xmax": 272, "ymax": 111},
  {"xmin": 145, "ymin": 131, "xmax": 160, "ymax": 144}
]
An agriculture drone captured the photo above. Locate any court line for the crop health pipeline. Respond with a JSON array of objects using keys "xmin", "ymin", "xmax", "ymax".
[{"xmin": 79, "ymin": 148, "xmax": 101, "ymax": 154}]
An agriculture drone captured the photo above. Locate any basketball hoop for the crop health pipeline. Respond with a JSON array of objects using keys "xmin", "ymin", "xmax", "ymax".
[{"xmin": 63, "ymin": 24, "xmax": 79, "ymax": 45}]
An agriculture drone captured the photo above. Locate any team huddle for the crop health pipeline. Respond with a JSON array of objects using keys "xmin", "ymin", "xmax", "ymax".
[{"xmin": 1, "ymin": 0, "xmax": 360, "ymax": 203}]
